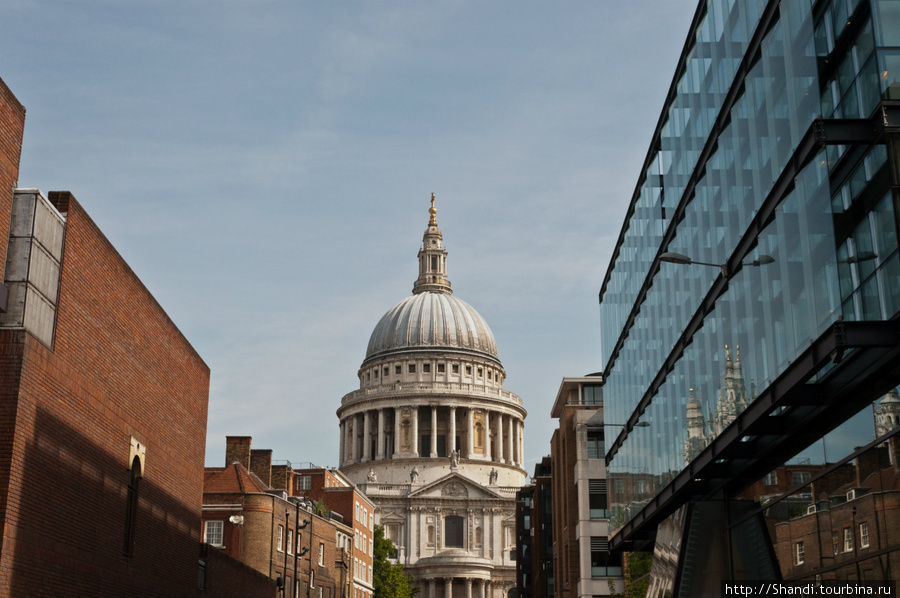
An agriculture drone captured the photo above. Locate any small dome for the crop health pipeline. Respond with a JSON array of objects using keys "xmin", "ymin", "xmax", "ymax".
[{"xmin": 365, "ymin": 292, "xmax": 499, "ymax": 362}]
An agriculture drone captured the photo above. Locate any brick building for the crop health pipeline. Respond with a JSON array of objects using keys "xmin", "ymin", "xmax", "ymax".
[
  {"xmin": 549, "ymin": 376, "xmax": 623, "ymax": 598},
  {"xmin": 205, "ymin": 436, "xmax": 370, "ymax": 598},
  {"xmin": 516, "ymin": 457, "xmax": 553, "ymax": 598},
  {"xmin": 0, "ymin": 76, "xmax": 273, "ymax": 597}
]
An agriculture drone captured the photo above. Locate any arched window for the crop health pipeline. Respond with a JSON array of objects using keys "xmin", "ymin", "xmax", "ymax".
[
  {"xmin": 445, "ymin": 516, "xmax": 464, "ymax": 548},
  {"xmin": 123, "ymin": 455, "xmax": 142, "ymax": 556},
  {"xmin": 474, "ymin": 423, "xmax": 485, "ymax": 448}
]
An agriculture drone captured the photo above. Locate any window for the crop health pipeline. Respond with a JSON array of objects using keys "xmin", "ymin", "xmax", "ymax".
[
  {"xmin": 423, "ymin": 363, "xmax": 431, "ymax": 373},
  {"xmin": 792, "ymin": 471, "xmax": 811, "ymax": 486},
  {"xmin": 587, "ymin": 430, "xmax": 604, "ymax": 459},
  {"xmin": 589, "ymin": 480, "xmax": 609, "ymax": 519},
  {"xmin": 833, "ymin": 532, "xmax": 840, "ymax": 556},
  {"xmin": 583, "ymin": 384, "xmax": 603, "ymax": 406},
  {"xmin": 278, "ymin": 525, "xmax": 285, "ymax": 552},
  {"xmin": 319, "ymin": 542, "xmax": 325, "ymax": 566},
  {"xmin": 438, "ymin": 364, "xmax": 445, "ymax": 373},
  {"xmin": 123, "ymin": 456, "xmax": 142, "ymax": 557},
  {"xmin": 300, "ymin": 476, "xmax": 312, "ymax": 490},
  {"xmin": 466, "ymin": 366, "xmax": 472, "ymax": 375},
  {"xmin": 408, "ymin": 364, "xmax": 416, "ymax": 374},
  {"xmin": 478, "ymin": 368, "xmax": 483, "ymax": 377},
  {"xmin": 204, "ymin": 520, "xmax": 224, "ymax": 546},
  {"xmin": 288, "ymin": 529, "xmax": 294, "ymax": 554},
  {"xmin": 369, "ymin": 537, "xmax": 373, "ymax": 556},
  {"xmin": 452, "ymin": 364, "xmax": 459, "ymax": 374},
  {"xmin": 795, "ymin": 541, "xmax": 805, "ymax": 565},
  {"xmin": 395, "ymin": 365, "xmax": 401, "ymax": 375},
  {"xmin": 431, "ymin": 256, "xmax": 437, "ymax": 270},
  {"xmin": 383, "ymin": 367, "xmax": 389, "ymax": 376},
  {"xmin": 373, "ymin": 369, "xmax": 378, "ymax": 379},
  {"xmin": 844, "ymin": 527, "xmax": 854, "ymax": 552},
  {"xmin": 763, "ymin": 471, "xmax": 778, "ymax": 486},
  {"xmin": 590, "ymin": 537, "xmax": 623, "ymax": 577},
  {"xmin": 860, "ymin": 522, "xmax": 870, "ymax": 548},
  {"xmin": 445, "ymin": 515, "xmax": 464, "ymax": 548}
]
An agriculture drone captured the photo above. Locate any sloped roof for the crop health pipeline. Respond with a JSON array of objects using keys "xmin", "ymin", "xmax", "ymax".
[{"xmin": 203, "ymin": 462, "xmax": 270, "ymax": 494}]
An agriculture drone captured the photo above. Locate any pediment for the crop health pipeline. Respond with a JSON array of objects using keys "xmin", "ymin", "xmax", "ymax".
[{"xmin": 408, "ymin": 472, "xmax": 504, "ymax": 500}]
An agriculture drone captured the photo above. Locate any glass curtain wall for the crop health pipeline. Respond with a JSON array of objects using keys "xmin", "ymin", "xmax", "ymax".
[{"xmin": 601, "ymin": 2, "xmax": 900, "ymax": 581}]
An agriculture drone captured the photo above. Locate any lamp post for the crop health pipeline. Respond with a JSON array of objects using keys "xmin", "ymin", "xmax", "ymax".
[{"xmin": 659, "ymin": 251, "xmax": 774, "ymax": 278}]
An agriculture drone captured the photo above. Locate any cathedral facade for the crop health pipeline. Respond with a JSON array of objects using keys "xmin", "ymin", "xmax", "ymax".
[{"xmin": 336, "ymin": 197, "xmax": 527, "ymax": 598}]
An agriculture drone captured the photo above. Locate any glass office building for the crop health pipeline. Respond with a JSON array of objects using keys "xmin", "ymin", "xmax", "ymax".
[{"xmin": 599, "ymin": 0, "xmax": 900, "ymax": 590}]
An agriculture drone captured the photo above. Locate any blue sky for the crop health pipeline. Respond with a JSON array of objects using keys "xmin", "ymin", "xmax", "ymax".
[{"xmin": 2, "ymin": 1, "xmax": 698, "ymax": 469}]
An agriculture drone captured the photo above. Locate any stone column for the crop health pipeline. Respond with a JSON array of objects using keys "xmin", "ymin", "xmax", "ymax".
[
  {"xmin": 482, "ymin": 581, "xmax": 489, "ymax": 598},
  {"xmin": 431, "ymin": 406, "xmax": 438, "ymax": 457},
  {"xmin": 394, "ymin": 407, "xmax": 402, "ymax": 458},
  {"xmin": 508, "ymin": 416, "xmax": 515, "ymax": 466},
  {"xmin": 465, "ymin": 578, "xmax": 472, "ymax": 598},
  {"xmin": 467, "ymin": 408, "xmax": 474, "ymax": 457},
  {"xmin": 519, "ymin": 419, "xmax": 524, "ymax": 467},
  {"xmin": 429, "ymin": 579, "xmax": 436, "ymax": 598},
  {"xmin": 377, "ymin": 409, "xmax": 385, "ymax": 460},
  {"xmin": 339, "ymin": 419, "xmax": 346, "ymax": 466},
  {"xmin": 444, "ymin": 578, "xmax": 453, "ymax": 598},
  {"xmin": 485, "ymin": 411, "xmax": 492, "ymax": 461},
  {"xmin": 449, "ymin": 406, "xmax": 457, "ymax": 453},
  {"xmin": 497, "ymin": 414, "xmax": 505, "ymax": 464},
  {"xmin": 412, "ymin": 406, "xmax": 419, "ymax": 457},
  {"xmin": 363, "ymin": 411, "xmax": 371, "ymax": 462}
]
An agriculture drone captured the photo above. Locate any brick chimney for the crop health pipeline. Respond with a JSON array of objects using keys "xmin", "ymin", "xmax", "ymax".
[
  {"xmin": 225, "ymin": 436, "xmax": 252, "ymax": 470},
  {"xmin": 250, "ymin": 449, "xmax": 273, "ymax": 487}
]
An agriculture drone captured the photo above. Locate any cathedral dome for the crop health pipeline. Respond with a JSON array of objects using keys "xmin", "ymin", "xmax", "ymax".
[{"xmin": 365, "ymin": 292, "xmax": 498, "ymax": 362}]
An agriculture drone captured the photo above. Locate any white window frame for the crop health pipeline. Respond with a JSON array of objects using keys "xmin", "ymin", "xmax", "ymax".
[
  {"xmin": 277, "ymin": 525, "xmax": 285, "ymax": 552},
  {"xmin": 844, "ymin": 527, "xmax": 854, "ymax": 552},
  {"xmin": 319, "ymin": 542, "xmax": 325, "ymax": 566},
  {"xmin": 795, "ymin": 541, "xmax": 805, "ymax": 565},
  {"xmin": 204, "ymin": 520, "xmax": 224, "ymax": 546},
  {"xmin": 860, "ymin": 522, "xmax": 870, "ymax": 548}
]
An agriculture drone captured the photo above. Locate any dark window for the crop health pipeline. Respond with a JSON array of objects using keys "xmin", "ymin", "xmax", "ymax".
[
  {"xmin": 452, "ymin": 365, "xmax": 459, "ymax": 373},
  {"xmin": 423, "ymin": 364, "xmax": 431, "ymax": 373},
  {"xmin": 466, "ymin": 366, "xmax": 472, "ymax": 375},
  {"xmin": 409, "ymin": 364, "xmax": 416, "ymax": 374},
  {"xmin": 445, "ymin": 516, "xmax": 464, "ymax": 547},
  {"xmin": 587, "ymin": 430, "xmax": 604, "ymax": 459},
  {"xmin": 431, "ymin": 256, "xmax": 437, "ymax": 270},
  {"xmin": 384, "ymin": 367, "xmax": 389, "ymax": 376},
  {"xmin": 395, "ymin": 365, "xmax": 401, "ymax": 375},
  {"xmin": 438, "ymin": 364, "xmax": 445, "ymax": 373},
  {"xmin": 583, "ymin": 384, "xmax": 603, "ymax": 406},
  {"xmin": 123, "ymin": 456, "xmax": 141, "ymax": 557},
  {"xmin": 589, "ymin": 479, "xmax": 609, "ymax": 518},
  {"xmin": 590, "ymin": 537, "xmax": 622, "ymax": 576}
]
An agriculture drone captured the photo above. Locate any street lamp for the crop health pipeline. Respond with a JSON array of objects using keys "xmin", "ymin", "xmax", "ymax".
[{"xmin": 659, "ymin": 251, "xmax": 775, "ymax": 277}]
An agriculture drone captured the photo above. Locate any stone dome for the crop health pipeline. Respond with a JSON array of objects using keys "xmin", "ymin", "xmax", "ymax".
[{"xmin": 364, "ymin": 292, "xmax": 499, "ymax": 363}]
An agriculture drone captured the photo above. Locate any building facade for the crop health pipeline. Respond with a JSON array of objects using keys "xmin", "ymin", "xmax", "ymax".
[
  {"xmin": 337, "ymin": 197, "xmax": 527, "ymax": 598},
  {"xmin": 0, "ymin": 77, "xmax": 272, "ymax": 597},
  {"xmin": 206, "ymin": 436, "xmax": 369, "ymax": 598},
  {"xmin": 597, "ymin": 0, "xmax": 900, "ymax": 593},
  {"xmin": 515, "ymin": 457, "xmax": 553, "ymax": 598},
  {"xmin": 549, "ymin": 376, "xmax": 623, "ymax": 598}
]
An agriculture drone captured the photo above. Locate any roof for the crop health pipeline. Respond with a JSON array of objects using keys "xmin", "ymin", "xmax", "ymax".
[
  {"xmin": 203, "ymin": 462, "xmax": 270, "ymax": 495},
  {"xmin": 364, "ymin": 291, "xmax": 499, "ymax": 363}
]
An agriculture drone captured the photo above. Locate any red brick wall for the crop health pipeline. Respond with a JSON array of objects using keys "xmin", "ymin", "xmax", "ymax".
[
  {"xmin": 204, "ymin": 546, "xmax": 276, "ymax": 597},
  {"xmin": 0, "ymin": 192, "xmax": 212, "ymax": 597},
  {"xmin": 0, "ymin": 77, "xmax": 23, "ymax": 270}
]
